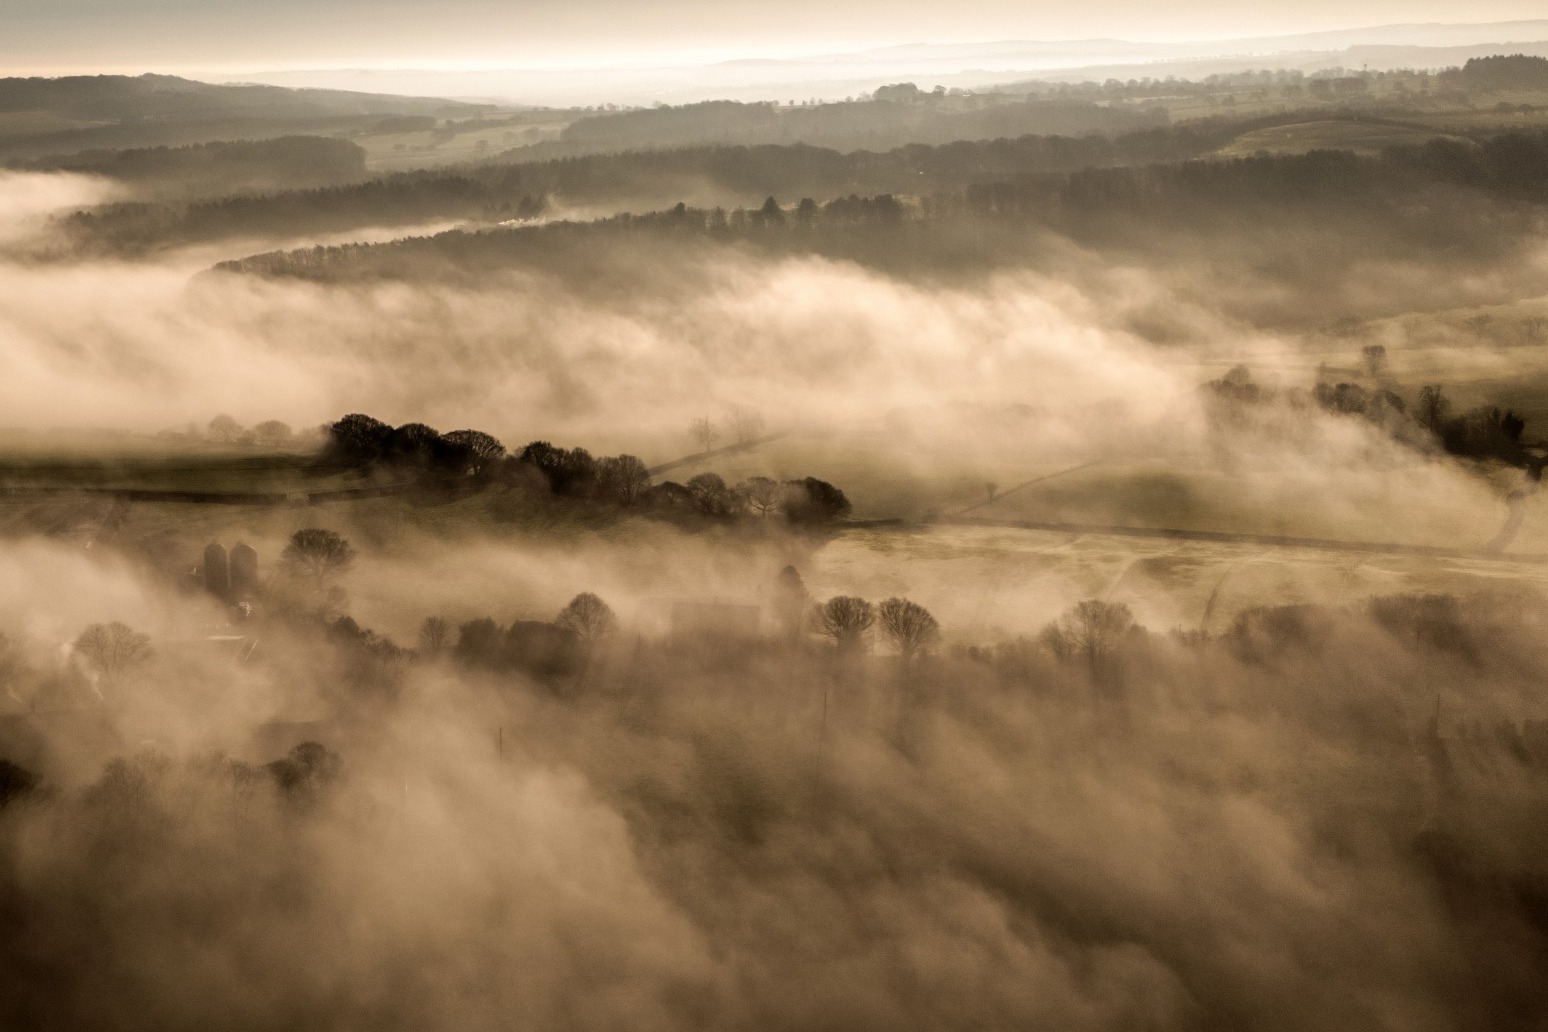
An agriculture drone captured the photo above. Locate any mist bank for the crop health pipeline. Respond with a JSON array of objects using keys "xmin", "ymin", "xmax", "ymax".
[
  {"xmin": 4, "ymin": 522, "xmax": 1548, "ymax": 1029},
  {"xmin": 213, "ymin": 138, "xmax": 1548, "ymax": 335},
  {"xmin": 0, "ymin": 165, "xmax": 1205, "ymax": 456},
  {"xmin": 6, "ymin": 52, "xmax": 1548, "ymax": 1032},
  {"xmin": 9, "ymin": 136, "xmax": 370, "ymax": 202},
  {"xmin": 213, "ymin": 23, "xmax": 1548, "ymax": 106}
]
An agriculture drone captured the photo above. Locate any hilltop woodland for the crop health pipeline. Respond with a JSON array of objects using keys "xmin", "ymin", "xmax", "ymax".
[
  {"xmin": 0, "ymin": 73, "xmax": 493, "ymax": 161},
  {"xmin": 50, "ymin": 119, "xmax": 1280, "ymax": 254},
  {"xmin": 16, "ymin": 136, "xmax": 369, "ymax": 200},
  {"xmin": 197, "ymin": 131, "xmax": 1548, "ymax": 338},
  {"xmin": 41, "ymin": 55, "xmax": 1548, "ymax": 255}
]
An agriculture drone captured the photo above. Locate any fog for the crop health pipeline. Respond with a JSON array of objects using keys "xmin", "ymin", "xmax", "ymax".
[
  {"xmin": 6, "ymin": 79, "xmax": 1548, "ymax": 1030},
  {"xmin": 1, "ymin": 171, "xmax": 1195, "ymax": 454},
  {"xmin": 16, "ymin": 14, "xmax": 1548, "ymax": 103},
  {"xmin": 214, "ymin": 19, "xmax": 1548, "ymax": 105},
  {"xmin": 7, "ymin": 519, "xmax": 1548, "ymax": 1029}
]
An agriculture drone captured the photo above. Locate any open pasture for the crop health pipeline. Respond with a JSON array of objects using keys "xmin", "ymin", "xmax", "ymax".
[
  {"xmin": 821, "ymin": 521, "xmax": 1548, "ymax": 642},
  {"xmin": 1213, "ymin": 117, "xmax": 1468, "ymax": 157}
]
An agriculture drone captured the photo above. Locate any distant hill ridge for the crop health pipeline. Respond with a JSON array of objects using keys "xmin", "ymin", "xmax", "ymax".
[{"xmin": 0, "ymin": 73, "xmax": 483, "ymax": 121}]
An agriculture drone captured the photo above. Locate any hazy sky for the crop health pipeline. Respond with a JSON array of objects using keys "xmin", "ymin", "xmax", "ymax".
[{"xmin": 8, "ymin": 0, "xmax": 1548, "ymax": 74}]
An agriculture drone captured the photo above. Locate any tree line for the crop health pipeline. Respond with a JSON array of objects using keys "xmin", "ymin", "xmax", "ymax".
[
  {"xmin": 64, "ymin": 112, "xmax": 1302, "ymax": 255},
  {"xmin": 12, "ymin": 136, "xmax": 367, "ymax": 199},
  {"xmin": 1206, "ymin": 365, "xmax": 1536, "ymax": 469},
  {"xmin": 217, "ymin": 131, "xmax": 1548, "ymax": 285},
  {"xmin": 322, "ymin": 413, "xmax": 852, "ymax": 526}
]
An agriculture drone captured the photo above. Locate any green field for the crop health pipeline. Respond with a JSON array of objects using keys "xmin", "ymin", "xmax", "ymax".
[
  {"xmin": 354, "ymin": 113, "xmax": 571, "ymax": 173},
  {"xmin": 1212, "ymin": 118, "xmax": 1469, "ymax": 157}
]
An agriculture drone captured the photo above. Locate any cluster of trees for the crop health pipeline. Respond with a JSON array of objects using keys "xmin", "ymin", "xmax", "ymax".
[
  {"xmin": 324, "ymin": 615, "xmax": 410, "ymax": 695},
  {"xmin": 155, "ymin": 414, "xmax": 304, "ymax": 448},
  {"xmin": 1459, "ymin": 55, "xmax": 1548, "ymax": 91},
  {"xmin": 346, "ymin": 574, "xmax": 1548, "ymax": 711},
  {"xmin": 645, "ymin": 473, "xmax": 851, "ymax": 525},
  {"xmin": 0, "ymin": 621, "xmax": 157, "ymax": 712},
  {"xmin": 251, "ymin": 740, "xmax": 342, "ymax": 804},
  {"xmin": 324, "ymin": 413, "xmax": 507, "ymax": 479},
  {"xmin": 811, "ymin": 594, "xmax": 941, "ymax": 659},
  {"xmin": 420, "ymin": 583, "xmax": 943, "ymax": 687},
  {"xmin": 998, "ymin": 60, "xmax": 1548, "ymax": 112},
  {"xmin": 325, "ymin": 415, "xmax": 647, "ymax": 500},
  {"xmin": 947, "ymin": 141, "xmax": 1512, "ymax": 224},
  {"xmin": 555, "ymin": 94, "xmax": 1165, "ymax": 154},
  {"xmin": 422, "ymin": 592, "xmax": 617, "ymax": 685},
  {"xmin": 1, "ymin": 740, "xmax": 342, "ymax": 819},
  {"xmin": 13, "ymin": 136, "xmax": 366, "ymax": 198},
  {"xmin": 514, "ymin": 441, "xmax": 650, "ymax": 504},
  {"xmin": 216, "ymin": 194, "xmax": 923, "ymax": 280},
  {"xmin": 281, "ymin": 528, "xmax": 356, "ymax": 585},
  {"xmin": 9, "ymin": 575, "xmax": 1548, "ymax": 1030},
  {"xmin": 14, "ymin": 572, "xmax": 1541, "ymax": 726},
  {"xmin": 1412, "ymin": 385, "xmax": 1531, "ymax": 464},
  {"xmin": 686, "ymin": 408, "xmax": 765, "ymax": 452},
  {"xmin": 71, "ymin": 622, "xmax": 152, "ymax": 684},
  {"xmin": 954, "ymin": 589, "xmax": 1539, "ymax": 701},
  {"xmin": 322, "ymin": 414, "xmax": 853, "ymax": 526},
  {"xmin": 1205, "ymin": 366, "xmax": 1534, "ymax": 467}
]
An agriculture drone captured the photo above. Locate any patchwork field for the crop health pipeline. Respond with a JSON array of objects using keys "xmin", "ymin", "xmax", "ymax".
[{"xmin": 1213, "ymin": 118, "xmax": 1468, "ymax": 157}]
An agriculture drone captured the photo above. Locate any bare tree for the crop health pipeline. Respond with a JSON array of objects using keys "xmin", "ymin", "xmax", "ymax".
[
  {"xmin": 1042, "ymin": 600, "xmax": 1133, "ymax": 669},
  {"xmin": 597, "ymin": 454, "xmax": 651, "ymax": 505},
  {"xmin": 813, "ymin": 596, "xmax": 874, "ymax": 651},
  {"xmin": 252, "ymin": 420, "xmax": 293, "ymax": 448},
  {"xmin": 556, "ymin": 592, "xmax": 617, "ymax": 644},
  {"xmin": 687, "ymin": 472, "xmax": 742, "ymax": 517},
  {"xmin": 418, "ymin": 616, "xmax": 449, "ymax": 653},
  {"xmin": 281, "ymin": 529, "xmax": 356, "ymax": 586},
  {"xmin": 727, "ymin": 406, "xmax": 766, "ymax": 445},
  {"xmin": 442, "ymin": 429, "xmax": 506, "ymax": 476},
  {"xmin": 878, "ymin": 597, "xmax": 940, "ymax": 660},
  {"xmin": 74, "ymin": 622, "xmax": 152, "ymax": 680},
  {"xmin": 690, "ymin": 417, "xmax": 719, "ymax": 454},
  {"xmin": 207, "ymin": 414, "xmax": 243, "ymax": 444},
  {"xmin": 738, "ymin": 476, "xmax": 783, "ymax": 518}
]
